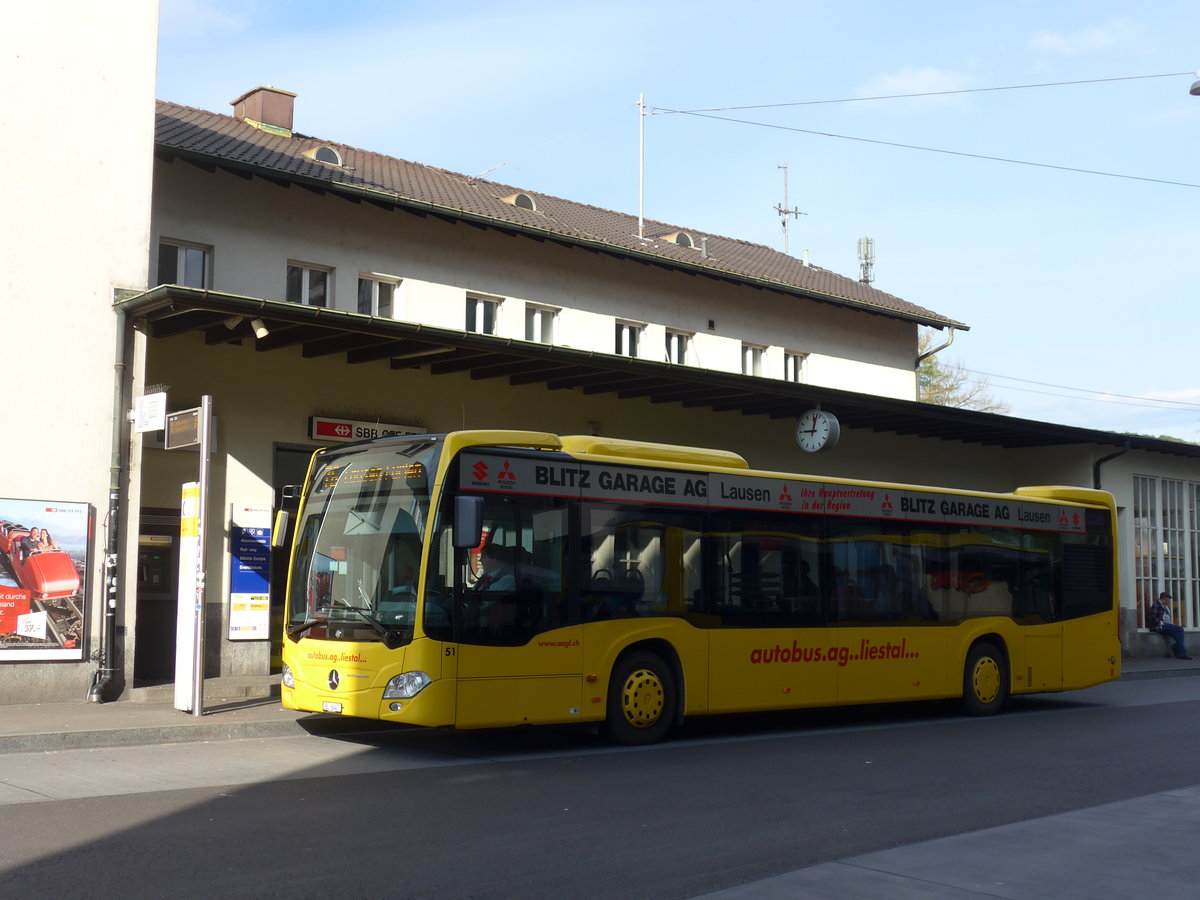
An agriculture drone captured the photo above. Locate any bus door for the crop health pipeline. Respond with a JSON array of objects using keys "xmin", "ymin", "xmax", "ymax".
[
  {"xmin": 705, "ymin": 521, "xmax": 838, "ymax": 713},
  {"xmin": 1059, "ymin": 537, "xmax": 1119, "ymax": 689},
  {"xmin": 832, "ymin": 529, "xmax": 948, "ymax": 705},
  {"xmin": 1002, "ymin": 540, "xmax": 1062, "ymax": 690},
  {"xmin": 452, "ymin": 496, "xmax": 582, "ymax": 728}
]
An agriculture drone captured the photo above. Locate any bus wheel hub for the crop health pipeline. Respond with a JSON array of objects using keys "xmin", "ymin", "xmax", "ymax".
[
  {"xmin": 621, "ymin": 667, "xmax": 664, "ymax": 728},
  {"xmin": 973, "ymin": 657, "xmax": 1001, "ymax": 704}
]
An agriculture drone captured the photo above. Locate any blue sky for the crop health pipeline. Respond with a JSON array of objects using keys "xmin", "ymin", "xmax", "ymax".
[{"xmin": 158, "ymin": 1, "xmax": 1200, "ymax": 439}]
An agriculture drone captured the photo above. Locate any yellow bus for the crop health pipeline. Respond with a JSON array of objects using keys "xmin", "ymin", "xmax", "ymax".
[{"xmin": 279, "ymin": 430, "xmax": 1119, "ymax": 744}]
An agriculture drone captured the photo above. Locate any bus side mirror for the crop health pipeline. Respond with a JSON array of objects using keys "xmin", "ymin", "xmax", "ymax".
[
  {"xmin": 271, "ymin": 510, "xmax": 289, "ymax": 548},
  {"xmin": 453, "ymin": 496, "xmax": 484, "ymax": 548}
]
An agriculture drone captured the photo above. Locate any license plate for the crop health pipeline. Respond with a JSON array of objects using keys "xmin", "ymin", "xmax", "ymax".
[{"xmin": 322, "ymin": 701, "xmax": 343, "ymax": 714}]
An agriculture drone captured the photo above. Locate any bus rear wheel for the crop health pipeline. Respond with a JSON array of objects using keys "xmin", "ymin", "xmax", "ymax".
[
  {"xmin": 961, "ymin": 641, "xmax": 1008, "ymax": 716},
  {"xmin": 604, "ymin": 651, "xmax": 674, "ymax": 745}
]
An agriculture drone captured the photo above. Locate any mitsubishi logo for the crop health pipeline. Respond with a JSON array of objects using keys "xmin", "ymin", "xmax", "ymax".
[{"xmin": 328, "ymin": 669, "xmax": 340, "ymax": 690}]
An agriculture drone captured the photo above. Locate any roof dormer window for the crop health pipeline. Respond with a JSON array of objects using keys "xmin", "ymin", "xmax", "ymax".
[
  {"xmin": 657, "ymin": 231, "xmax": 695, "ymax": 248},
  {"xmin": 302, "ymin": 144, "xmax": 343, "ymax": 166},
  {"xmin": 502, "ymin": 192, "xmax": 537, "ymax": 212}
]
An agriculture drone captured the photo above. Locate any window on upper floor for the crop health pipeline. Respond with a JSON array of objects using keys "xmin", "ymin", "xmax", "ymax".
[
  {"xmin": 666, "ymin": 330, "xmax": 690, "ymax": 365},
  {"xmin": 157, "ymin": 240, "xmax": 211, "ymax": 289},
  {"xmin": 784, "ymin": 351, "xmax": 808, "ymax": 383},
  {"xmin": 287, "ymin": 262, "xmax": 332, "ymax": 307},
  {"xmin": 466, "ymin": 295, "xmax": 501, "ymax": 335},
  {"xmin": 525, "ymin": 304, "xmax": 558, "ymax": 344},
  {"xmin": 615, "ymin": 321, "xmax": 642, "ymax": 358},
  {"xmin": 358, "ymin": 275, "xmax": 398, "ymax": 318},
  {"xmin": 742, "ymin": 343, "xmax": 765, "ymax": 377}
]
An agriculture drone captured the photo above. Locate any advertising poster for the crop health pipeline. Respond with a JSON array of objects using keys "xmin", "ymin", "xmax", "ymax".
[
  {"xmin": 0, "ymin": 498, "xmax": 91, "ymax": 661},
  {"xmin": 228, "ymin": 505, "xmax": 271, "ymax": 640}
]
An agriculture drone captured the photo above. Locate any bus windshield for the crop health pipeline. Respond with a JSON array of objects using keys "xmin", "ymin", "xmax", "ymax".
[{"xmin": 286, "ymin": 437, "xmax": 441, "ymax": 646}]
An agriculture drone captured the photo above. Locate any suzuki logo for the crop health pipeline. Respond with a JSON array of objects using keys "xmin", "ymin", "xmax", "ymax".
[
  {"xmin": 328, "ymin": 669, "xmax": 340, "ymax": 690},
  {"xmin": 472, "ymin": 460, "xmax": 489, "ymax": 480}
]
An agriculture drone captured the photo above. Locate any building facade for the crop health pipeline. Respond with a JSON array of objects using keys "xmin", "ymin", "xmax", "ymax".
[{"xmin": 3, "ymin": 9, "xmax": 1197, "ymax": 705}]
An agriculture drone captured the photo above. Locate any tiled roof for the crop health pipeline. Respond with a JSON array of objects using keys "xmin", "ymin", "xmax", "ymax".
[{"xmin": 154, "ymin": 100, "xmax": 966, "ymax": 330}]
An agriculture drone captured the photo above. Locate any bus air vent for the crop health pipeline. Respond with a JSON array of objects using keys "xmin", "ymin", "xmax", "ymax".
[{"xmin": 559, "ymin": 436, "xmax": 749, "ymax": 470}]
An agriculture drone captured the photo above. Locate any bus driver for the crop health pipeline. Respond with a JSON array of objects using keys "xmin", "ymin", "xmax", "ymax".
[{"xmin": 475, "ymin": 544, "xmax": 516, "ymax": 592}]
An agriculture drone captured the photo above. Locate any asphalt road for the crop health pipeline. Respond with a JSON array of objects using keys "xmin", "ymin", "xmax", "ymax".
[{"xmin": 3, "ymin": 677, "xmax": 1200, "ymax": 899}]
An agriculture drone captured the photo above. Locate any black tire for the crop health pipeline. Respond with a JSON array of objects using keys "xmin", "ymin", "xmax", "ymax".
[
  {"xmin": 603, "ymin": 650, "xmax": 675, "ymax": 745},
  {"xmin": 961, "ymin": 640, "xmax": 1009, "ymax": 716}
]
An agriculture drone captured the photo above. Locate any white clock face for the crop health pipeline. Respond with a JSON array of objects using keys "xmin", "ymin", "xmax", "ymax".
[{"xmin": 796, "ymin": 410, "xmax": 840, "ymax": 452}]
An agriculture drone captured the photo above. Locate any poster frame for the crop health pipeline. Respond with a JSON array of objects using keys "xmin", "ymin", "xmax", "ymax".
[{"xmin": 0, "ymin": 496, "xmax": 92, "ymax": 661}]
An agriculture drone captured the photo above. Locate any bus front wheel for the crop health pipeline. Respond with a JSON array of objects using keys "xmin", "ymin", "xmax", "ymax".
[
  {"xmin": 604, "ymin": 651, "xmax": 675, "ymax": 745},
  {"xmin": 961, "ymin": 641, "xmax": 1008, "ymax": 716}
]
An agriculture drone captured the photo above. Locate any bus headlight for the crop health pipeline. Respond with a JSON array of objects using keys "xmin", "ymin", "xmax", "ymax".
[
  {"xmin": 383, "ymin": 671, "xmax": 431, "ymax": 699},
  {"xmin": 282, "ymin": 664, "xmax": 295, "ymax": 689}
]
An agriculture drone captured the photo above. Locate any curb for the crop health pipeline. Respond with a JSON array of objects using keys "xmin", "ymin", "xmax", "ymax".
[
  {"xmin": 0, "ymin": 710, "xmax": 406, "ymax": 756},
  {"xmin": 1120, "ymin": 666, "xmax": 1200, "ymax": 681},
  {"xmin": 2, "ymin": 666, "xmax": 1195, "ymax": 755},
  {"xmin": 0, "ymin": 718, "xmax": 312, "ymax": 755}
]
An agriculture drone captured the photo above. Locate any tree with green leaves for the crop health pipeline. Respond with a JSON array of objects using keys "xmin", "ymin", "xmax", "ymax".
[{"xmin": 918, "ymin": 329, "xmax": 1011, "ymax": 414}]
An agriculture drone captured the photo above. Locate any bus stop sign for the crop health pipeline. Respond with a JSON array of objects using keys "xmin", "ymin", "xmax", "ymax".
[{"xmin": 165, "ymin": 407, "xmax": 201, "ymax": 450}]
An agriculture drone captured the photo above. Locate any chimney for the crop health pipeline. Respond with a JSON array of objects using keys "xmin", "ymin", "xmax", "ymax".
[{"xmin": 231, "ymin": 86, "xmax": 296, "ymax": 136}]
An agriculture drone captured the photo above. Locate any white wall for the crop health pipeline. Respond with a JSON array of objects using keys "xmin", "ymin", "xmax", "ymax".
[
  {"xmin": 0, "ymin": 0, "xmax": 158, "ymax": 702},
  {"xmin": 152, "ymin": 162, "xmax": 919, "ymax": 399}
]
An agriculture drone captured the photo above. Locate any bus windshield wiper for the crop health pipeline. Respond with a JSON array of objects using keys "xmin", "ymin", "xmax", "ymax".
[
  {"xmin": 289, "ymin": 591, "xmax": 407, "ymax": 647},
  {"xmin": 287, "ymin": 605, "xmax": 388, "ymax": 640},
  {"xmin": 336, "ymin": 604, "xmax": 391, "ymax": 640},
  {"xmin": 333, "ymin": 602, "xmax": 406, "ymax": 648},
  {"xmin": 287, "ymin": 618, "xmax": 323, "ymax": 638}
]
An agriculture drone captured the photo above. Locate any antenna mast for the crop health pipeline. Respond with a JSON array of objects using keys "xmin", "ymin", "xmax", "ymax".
[
  {"xmin": 638, "ymin": 94, "xmax": 645, "ymax": 239},
  {"xmin": 774, "ymin": 162, "xmax": 806, "ymax": 256},
  {"xmin": 857, "ymin": 236, "xmax": 875, "ymax": 285}
]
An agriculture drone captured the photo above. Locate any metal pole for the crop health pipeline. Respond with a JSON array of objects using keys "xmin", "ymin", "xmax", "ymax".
[
  {"xmin": 638, "ymin": 93, "xmax": 645, "ymax": 240},
  {"xmin": 781, "ymin": 162, "xmax": 790, "ymax": 256},
  {"xmin": 190, "ymin": 394, "xmax": 213, "ymax": 717}
]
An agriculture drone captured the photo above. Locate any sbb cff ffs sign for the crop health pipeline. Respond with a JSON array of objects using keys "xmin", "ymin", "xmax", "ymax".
[{"xmin": 309, "ymin": 417, "xmax": 425, "ymax": 443}]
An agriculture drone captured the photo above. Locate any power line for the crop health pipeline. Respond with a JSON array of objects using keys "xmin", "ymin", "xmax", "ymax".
[
  {"xmin": 964, "ymin": 368, "xmax": 1200, "ymax": 410},
  {"xmin": 651, "ymin": 72, "xmax": 1193, "ymax": 115},
  {"xmin": 646, "ymin": 75, "xmax": 1200, "ymax": 414},
  {"xmin": 981, "ymin": 382, "xmax": 1200, "ymax": 412},
  {"xmin": 963, "ymin": 377, "xmax": 1196, "ymax": 411},
  {"xmin": 650, "ymin": 108, "xmax": 1200, "ymax": 189}
]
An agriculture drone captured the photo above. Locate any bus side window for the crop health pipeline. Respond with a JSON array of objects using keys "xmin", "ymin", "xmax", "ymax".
[
  {"xmin": 708, "ymin": 512, "xmax": 822, "ymax": 628},
  {"xmin": 582, "ymin": 508, "xmax": 654, "ymax": 619},
  {"xmin": 582, "ymin": 505, "xmax": 704, "ymax": 621}
]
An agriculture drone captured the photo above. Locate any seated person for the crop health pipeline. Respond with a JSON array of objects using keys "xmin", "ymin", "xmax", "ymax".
[
  {"xmin": 18, "ymin": 528, "xmax": 43, "ymax": 561},
  {"xmin": 475, "ymin": 544, "xmax": 516, "ymax": 592}
]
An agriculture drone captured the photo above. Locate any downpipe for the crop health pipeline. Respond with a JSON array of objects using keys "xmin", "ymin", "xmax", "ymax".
[
  {"xmin": 1093, "ymin": 440, "xmax": 1131, "ymax": 490},
  {"xmin": 89, "ymin": 304, "xmax": 127, "ymax": 702}
]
